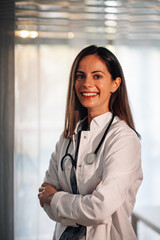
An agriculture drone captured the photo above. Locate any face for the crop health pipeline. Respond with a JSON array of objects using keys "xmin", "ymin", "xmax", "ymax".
[{"xmin": 75, "ymin": 54, "xmax": 120, "ymax": 120}]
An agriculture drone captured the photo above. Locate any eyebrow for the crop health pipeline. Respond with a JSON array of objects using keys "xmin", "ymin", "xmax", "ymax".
[
  {"xmin": 77, "ymin": 70, "xmax": 105, "ymax": 74},
  {"xmin": 92, "ymin": 70, "xmax": 105, "ymax": 74}
]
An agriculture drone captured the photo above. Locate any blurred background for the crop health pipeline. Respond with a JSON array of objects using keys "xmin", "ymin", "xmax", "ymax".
[{"xmin": 1, "ymin": 0, "xmax": 160, "ymax": 240}]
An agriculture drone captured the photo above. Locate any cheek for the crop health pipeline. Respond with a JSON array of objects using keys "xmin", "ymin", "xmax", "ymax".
[
  {"xmin": 97, "ymin": 82, "xmax": 109, "ymax": 94},
  {"xmin": 98, "ymin": 81, "xmax": 113, "ymax": 94},
  {"xmin": 97, "ymin": 82, "xmax": 104, "ymax": 89}
]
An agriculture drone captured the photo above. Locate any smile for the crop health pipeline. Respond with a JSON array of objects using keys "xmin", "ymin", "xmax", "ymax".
[{"xmin": 81, "ymin": 92, "xmax": 98, "ymax": 96}]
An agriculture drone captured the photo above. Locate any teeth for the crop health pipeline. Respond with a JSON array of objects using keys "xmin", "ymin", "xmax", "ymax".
[{"xmin": 82, "ymin": 93, "xmax": 97, "ymax": 96}]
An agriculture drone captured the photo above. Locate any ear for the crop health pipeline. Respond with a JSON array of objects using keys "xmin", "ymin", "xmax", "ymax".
[{"xmin": 111, "ymin": 77, "xmax": 121, "ymax": 93}]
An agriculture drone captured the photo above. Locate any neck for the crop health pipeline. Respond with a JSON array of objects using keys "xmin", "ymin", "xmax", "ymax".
[{"xmin": 87, "ymin": 108, "xmax": 109, "ymax": 125}]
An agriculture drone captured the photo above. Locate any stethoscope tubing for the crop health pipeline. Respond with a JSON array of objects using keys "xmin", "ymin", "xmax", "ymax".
[
  {"xmin": 61, "ymin": 113, "xmax": 115, "ymax": 171},
  {"xmin": 61, "ymin": 153, "xmax": 75, "ymax": 171},
  {"xmin": 94, "ymin": 113, "xmax": 115, "ymax": 155}
]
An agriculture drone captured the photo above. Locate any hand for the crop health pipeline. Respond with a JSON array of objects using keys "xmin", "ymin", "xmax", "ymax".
[{"xmin": 38, "ymin": 182, "xmax": 58, "ymax": 207}]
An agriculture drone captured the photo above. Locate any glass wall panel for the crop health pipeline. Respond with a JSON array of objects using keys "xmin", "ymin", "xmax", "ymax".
[
  {"xmin": 116, "ymin": 46, "xmax": 160, "ymax": 206},
  {"xmin": 14, "ymin": 44, "xmax": 77, "ymax": 239}
]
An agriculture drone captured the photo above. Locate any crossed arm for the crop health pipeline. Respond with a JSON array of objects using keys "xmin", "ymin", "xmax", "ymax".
[
  {"xmin": 38, "ymin": 182, "xmax": 58, "ymax": 207},
  {"xmin": 38, "ymin": 131, "xmax": 142, "ymax": 227}
]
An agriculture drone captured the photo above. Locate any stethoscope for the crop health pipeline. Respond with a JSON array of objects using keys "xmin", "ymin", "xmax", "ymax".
[{"xmin": 61, "ymin": 113, "xmax": 115, "ymax": 172}]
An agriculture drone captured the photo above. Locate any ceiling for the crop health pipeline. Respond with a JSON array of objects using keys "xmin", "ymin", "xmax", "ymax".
[{"xmin": 15, "ymin": 0, "xmax": 160, "ymax": 45}]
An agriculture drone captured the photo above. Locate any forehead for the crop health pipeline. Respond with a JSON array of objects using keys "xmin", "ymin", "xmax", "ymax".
[{"xmin": 77, "ymin": 54, "xmax": 108, "ymax": 71}]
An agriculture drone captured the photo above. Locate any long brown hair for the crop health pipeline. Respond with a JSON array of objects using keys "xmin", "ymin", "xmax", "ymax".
[{"xmin": 64, "ymin": 45, "xmax": 136, "ymax": 139}]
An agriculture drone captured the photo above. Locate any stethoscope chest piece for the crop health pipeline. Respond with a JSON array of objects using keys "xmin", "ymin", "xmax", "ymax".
[{"xmin": 86, "ymin": 153, "xmax": 96, "ymax": 165}]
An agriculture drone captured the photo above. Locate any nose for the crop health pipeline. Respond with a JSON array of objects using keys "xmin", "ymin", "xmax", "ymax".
[{"xmin": 83, "ymin": 75, "xmax": 93, "ymax": 88}]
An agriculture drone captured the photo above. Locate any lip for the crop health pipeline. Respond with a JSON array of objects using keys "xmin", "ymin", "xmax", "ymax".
[{"xmin": 80, "ymin": 92, "xmax": 99, "ymax": 99}]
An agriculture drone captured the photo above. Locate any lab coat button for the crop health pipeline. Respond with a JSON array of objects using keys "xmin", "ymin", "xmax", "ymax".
[
  {"xmin": 79, "ymin": 164, "xmax": 82, "ymax": 168},
  {"xmin": 84, "ymin": 136, "xmax": 87, "ymax": 139}
]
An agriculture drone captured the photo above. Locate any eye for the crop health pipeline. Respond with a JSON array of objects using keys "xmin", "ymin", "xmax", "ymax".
[
  {"xmin": 76, "ymin": 74, "xmax": 85, "ymax": 80},
  {"xmin": 93, "ymin": 74, "xmax": 102, "ymax": 79}
]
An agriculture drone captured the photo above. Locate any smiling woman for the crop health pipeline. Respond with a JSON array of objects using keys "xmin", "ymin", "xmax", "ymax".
[
  {"xmin": 75, "ymin": 54, "xmax": 121, "ymax": 124},
  {"xmin": 38, "ymin": 45, "xmax": 143, "ymax": 240},
  {"xmin": 64, "ymin": 45, "xmax": 135, "ymax": 138}
]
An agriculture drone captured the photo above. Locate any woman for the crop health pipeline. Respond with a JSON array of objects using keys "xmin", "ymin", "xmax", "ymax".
[{"xmin": 38, "ymin": 45, "xmax": 143, "ymax": 240}]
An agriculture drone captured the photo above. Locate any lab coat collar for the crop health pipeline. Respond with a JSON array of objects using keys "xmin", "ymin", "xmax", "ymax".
[
  {"xmin": 74, "ymin": 116, "xmax": 88, "ymax": 134},
  {"xmin": 90, "ymin": 111, "xmax": 113, "ymax": 130},
  {"xmin": 74, "ymin": 111, "xmax": 113, "ymax": 134}
]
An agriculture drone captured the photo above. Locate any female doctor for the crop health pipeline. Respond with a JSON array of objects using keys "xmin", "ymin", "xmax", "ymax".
[{"xmin": 38, "ymin": 45, "xmax": 143, "ymax": 240}]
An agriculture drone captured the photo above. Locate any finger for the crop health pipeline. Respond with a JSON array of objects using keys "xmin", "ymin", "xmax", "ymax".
[
  {"xmin": 42, "ymin": 182, "xmax": 46, "ymax": 187},
  {"xmin": 39, "ymin": 200, "xmax": 44, "ymax": 207},
  {"xmin": 38, "ymin": 193, "xmax": 43, "ymax": 199},
  {"xmin": 40, "ymin": 200, "xmax": 44, "ymax": 207},
  {"xmin": 42, "ymin": 182, "xmax": 48, "ymax": 187},
  {"xmin": 38, "ymin": 187, "xmax": 45, "ymax": 192}
]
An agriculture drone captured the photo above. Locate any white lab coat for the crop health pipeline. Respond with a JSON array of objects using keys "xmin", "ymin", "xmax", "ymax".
[{"xmin": 43, "ymin": 112, "xmax": 143, "ymax": 240}]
